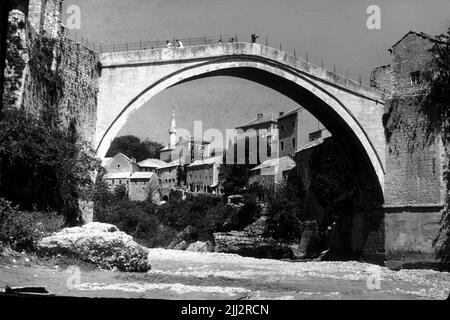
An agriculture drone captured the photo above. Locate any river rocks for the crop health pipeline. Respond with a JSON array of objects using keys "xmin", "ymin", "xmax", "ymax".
[
  {"xmin": 37, "ymin": 222, "xmax": 151, "ymax": 272},
  {"xmin": 213, "ymin": 231, "xmax": 292, "ymax": 259},
  {"xmin": 297, "ymin": 221, "xmax": 325, "ymax": 259},
  {"xmin": 173, "ymin": 241, "xmax": 189, "ymax": 250},
  {"xmin": 186, "ymin": 241, "xmax": 213, "ymax": 253},
  {"xmin": 167, "ymin": 226, "xmax": 196, "ymax": 250},
  {"xmin": 289, "ymin": 243, "xmax": 307, "ymax": 260},
  {"xmin": 244, "ymin": 216, "xmax": 268, "ymax": 236}
]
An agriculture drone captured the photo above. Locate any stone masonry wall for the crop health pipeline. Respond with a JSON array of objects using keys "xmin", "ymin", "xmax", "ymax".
[
  {"xmin": 2, "ymin": 0, "xmax": 99, "ymax": 146},
  {"xmin": 370, "ymin": 64, "xmax": 391, "ymax": 93},
  {"xmin": 371, "ymin": 32, "xmax": 446, "ymax": 266},
  {"xmin": 2, "ymin": 9, "xmax": 28, "ymax": 111},
  {"xmin": 57, "ymin": 35, "xmax": 99, "ymax": 145},
  {"xmin": 384, "ymin": 96, "xmax": 444, "ymax": 206},
  {"xmin": 390, "ymin": 33, "xmax": 436, "ymax": 96},
  {"xmin": 0, "ymin": 0, "xmax": 9, "ymax": 112},
  {"xmin": 1, "ymin": 0, "xmax": 99, "ymax": 222}
]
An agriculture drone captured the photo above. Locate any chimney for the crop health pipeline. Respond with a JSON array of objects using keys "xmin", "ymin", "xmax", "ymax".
[
  {"xmin": 257, "ymin": 113, "xmax": 263, "ymax": 120},
  {"xmin": 279, "ymin": 112, "xmax": 284, "ymax": 117}
]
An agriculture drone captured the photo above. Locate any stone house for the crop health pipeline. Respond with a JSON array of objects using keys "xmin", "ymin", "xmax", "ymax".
[
  {"xmin": 156, "ymin": 160, "xmax": 181, "ymax": 200},
  {"xmin": 103, "ymin": 152, "xmax": 139, "ymax": 192},
  {"xmin": 104, "ymin": 152, "xmax": 139, "ymax": 175},
  {"xmin": 248, "ymin": 156, "xmax": 296, "ymax": 187},
  {"xmin": 370, "ymin": 30, "xmax": 446, "ymax": 207},
  {"xmin": 277, "ymin": 108, "xmax": 330, "ymax": 158},
  {"xmin": 128, "ymin": 171, "xmax": 160, "ymax": 202},
  {"xmin": 103, "ymin": 171, "xmax": 132, "ymax": 193},
  {"xmin": 370, "ymin": 31, "xmax": 446, "ymax": 95},
  {"xmin": 187, "ymin": 155, "xmax": 223, "ymax": 193}
]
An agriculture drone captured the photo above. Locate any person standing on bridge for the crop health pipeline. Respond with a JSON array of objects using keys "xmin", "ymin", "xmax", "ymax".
[
  {"xmin": 251, "ymin": 33, "xmax": 259, "ymax": 43},
  {"xmin": 176, "ymin": 39, "xmax": 184, "ymax": 48},
  {"xmin": 166, "ymin": 40, "xmax": 173, "ymax": 49}
]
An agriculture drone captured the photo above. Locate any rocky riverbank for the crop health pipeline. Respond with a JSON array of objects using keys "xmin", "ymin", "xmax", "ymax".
[
  {"xmin": 37, "ymin": 222, "xmax": 151, "ymax": 272},
  {"xmin": 168, "ymin": 217, "xmax": 328, "ymax": 260},
  {"xmin": 1, "ymin": 247, "xmax": 449, "ymax": 300}
]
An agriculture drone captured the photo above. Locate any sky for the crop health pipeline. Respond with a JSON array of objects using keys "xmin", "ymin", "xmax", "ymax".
[{"xmin": 63, "ymin": 0, "xmax": 450, "ymax": 146}]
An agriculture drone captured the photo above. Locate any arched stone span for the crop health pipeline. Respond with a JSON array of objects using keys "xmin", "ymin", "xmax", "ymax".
[{"xmin": 96, "ymin": 42, "xmax": 386, "ymax": 205}]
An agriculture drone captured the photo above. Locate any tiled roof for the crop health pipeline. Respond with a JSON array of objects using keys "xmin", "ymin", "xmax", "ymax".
[
  {"xmin": 188, "ymin": 155, "xmax": 223, "ymax": 167},
  {"xmin": 296, "ymin": 136, "xmax": 331, "ymax": 153},
  {"xmin": 390, "ymin": 31, "xmax": 447, "ymax": 50},
  {"xmin": 138, "ymin": 158, "xmax": 167, "ymax": 168},
  {"xmin": 278, "ymin": 107, "xmax": 303, "ymax": 120},
  {"xmin": 158, "ymin": 160, "xmax": 182, "ymax": 169},
  {"xmin": 130, "ymin": 172, "xmax": 156, "ymax": 179},
  {"xmin": 103, "ymin": 172, "xmax": 131, "ymax": 179},
  {"xmin": 250, "ymin": 156, "xmax": 295, "ymax": 172},
  {"xmin": 236, "ymin": 113, "xmax": 278, "ymax": 129}
]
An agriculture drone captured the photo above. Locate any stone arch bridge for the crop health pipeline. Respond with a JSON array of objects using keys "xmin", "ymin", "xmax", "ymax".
[
  {"xmin": 96, "ymin": 41, "xmax": 386, "ymax": 206},
  {"xmin": 95, "ymin": 40, "xmax": 444, "ymax": 266}
]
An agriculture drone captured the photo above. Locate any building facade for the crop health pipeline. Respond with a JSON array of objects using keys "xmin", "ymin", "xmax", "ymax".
[
  {"xmin": 103, "ymin": 152, "xmax": 139, "ymax": 192},
  {"xmin": 248, "ymin": 156, "xmax": 296, "ymax": 187},
  {"xmin": 278, "ymin": 108, "xmax": 330, "ymax": 158},
  {"xmin": 156, "ymin": 161, "xmax": 180, "ymax": 193},
  {"xmin": 128, "ymin": 171, "xmax": 160, "ymax": 202},
  {"xmin": 186, "ymin": 155, "xmax": 223, "ymax": 194}
]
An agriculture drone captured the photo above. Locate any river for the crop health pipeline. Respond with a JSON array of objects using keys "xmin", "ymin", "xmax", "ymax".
[{"xmin": 2, "ymin": 248, "xmax": 448, "ymax": 300}]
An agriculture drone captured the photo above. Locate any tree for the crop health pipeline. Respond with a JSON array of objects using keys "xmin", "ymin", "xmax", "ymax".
[
  {"xmin": 177, "ymin": 165, "xmax": 187, "ymax": 187},
  {"xmin": 419, "ymin": 28, "xmax": 450, "ymax": 268},
  {"xmin": 0, "ymin": 109, "xmax": 101, "ymax": 226},
  {"xmin": 265, "ymin": 180, "xmax": 305, "ymax": 243},
  {"xmin": 219, "ymin": 163, "xmax": 251, "ymax": 196},
  {"xmin": 106, "ymin": 135, "xmax": 164, "ymax": 162},
  {"xmin": 141, "ymin": 138, "xmax": 165, "ymax": 160}
]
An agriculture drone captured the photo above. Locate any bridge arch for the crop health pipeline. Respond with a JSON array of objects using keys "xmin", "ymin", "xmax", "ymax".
[{"xmin": 96, "ymin": 54, "xmax": 385, "ymax": 205}]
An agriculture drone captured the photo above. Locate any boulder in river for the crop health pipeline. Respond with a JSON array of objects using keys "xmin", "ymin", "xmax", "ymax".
[
  {"xmin": 213, "ymin": 231, "xmax": 292, "ymax": 259},
  {"xmin": 37, "ymin": 222, "xmax": 151, "ymax": 272},
  {"xmin": 167, "ymin": 226, "xmax": 196, "ymax": 250},
  {"xmin": 173, "ymin": 240, "xmax": 189, "ymax": 250},
  {"xmin": 185, "ymin": 241, "xmax": 213, "ymax": 253}
]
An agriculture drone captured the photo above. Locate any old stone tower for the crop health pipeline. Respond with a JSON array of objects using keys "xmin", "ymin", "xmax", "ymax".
[
  {"xmin": 1, "ymin": 0, "xmax": 99, "ymax": 146},
  {"xmin": 1, "ymin": 0, "xmax": 99, "ymax": 222}
]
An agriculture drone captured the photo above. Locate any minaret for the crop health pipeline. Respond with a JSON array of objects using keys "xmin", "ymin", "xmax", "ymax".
[{"xmin": 169, "ymin": 107, "xmax": 177, "ymax": 149}]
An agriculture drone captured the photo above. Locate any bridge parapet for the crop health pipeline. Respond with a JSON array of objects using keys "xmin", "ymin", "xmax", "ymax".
[{"xmin": 100, "ymin": 42, "xmax": 385, "ymax": 102}]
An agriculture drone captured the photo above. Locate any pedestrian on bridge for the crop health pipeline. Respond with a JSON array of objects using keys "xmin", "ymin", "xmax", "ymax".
[
  {"xmin": 251, "ymin": 33, "xmax": 259, "ymax": 43},
  {"xmin": 166, "ymin": 40, "xmax": 173, "ymax": 49},
  {"xmin": 176, "ymin": 39, "xmax": 184, "ymax": 48}
]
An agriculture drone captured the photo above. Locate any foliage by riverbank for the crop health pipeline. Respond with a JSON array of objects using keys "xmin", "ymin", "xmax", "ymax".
[
  {"xmin": 0, "ymin": 108, "xmax": 101, "ymax": 226},
  {"xmin": 0, "ymin": 198, "xmax": 64, "ymax": 252},
  {"xmin": 94, "ymin": 180, "xmax": 263, "ymax": 248}
]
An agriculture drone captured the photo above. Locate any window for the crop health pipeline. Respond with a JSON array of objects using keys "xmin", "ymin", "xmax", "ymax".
[
  {"xmin": 281, "ymin": 141, "xmax": 284, "ymax": 151},
  {"xmin": 410, "ymin": 71, "xmax": 421, "ymax": 86},
  {"xmin": 309, "ymin": 130, "xmax": 322, "ymax": 142},
  {"xmin": 292, "ymin": 138, "xmax": 296, "ymax": 148}
]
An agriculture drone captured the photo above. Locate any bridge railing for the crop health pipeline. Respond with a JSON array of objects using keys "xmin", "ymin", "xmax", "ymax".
[{"xmin": 61, "ymin": 29, "xmax": 388, "ymax": 96}]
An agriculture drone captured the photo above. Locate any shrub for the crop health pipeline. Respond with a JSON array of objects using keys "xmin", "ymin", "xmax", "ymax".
[
  {"xmin": 0, "ymin": 109, "xmax": 101, "ymax": 226},
  {"xmin": 265, "ymin": 182, "xmax": 305, "ymax": 243},
  {"xmin": 0, "ymin": 198, "xmax": 64, "ymax": 251}
]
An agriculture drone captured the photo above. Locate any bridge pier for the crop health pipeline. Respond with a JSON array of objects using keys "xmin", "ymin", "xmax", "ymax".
[{"xmin": 332, "ymin": 205, "xmax": 443, "ymax": 268}]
